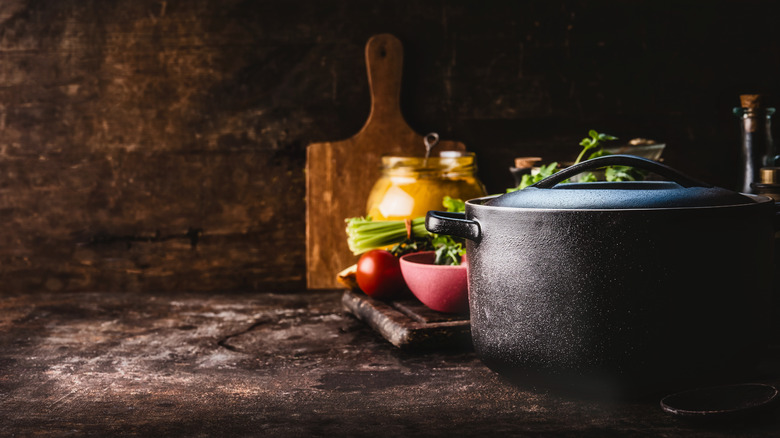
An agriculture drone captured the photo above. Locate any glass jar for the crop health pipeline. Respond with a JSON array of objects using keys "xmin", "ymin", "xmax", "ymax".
[
  {"xmin": 752, "ymin": 167, "xmax": 780, "ymax": 201},
  {"xmin": 366, "ymin": 153, "xmax": 487, "ymax": 221}
]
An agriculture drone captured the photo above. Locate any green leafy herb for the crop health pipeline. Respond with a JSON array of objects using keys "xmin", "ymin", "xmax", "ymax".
[
  {"xmin": 605, "ymin": 165, "xmax": 646, "ymax": 181},
  {"xmin": 433, "ymin": 234, "xmax": 465, "ymax": 265},
  {"xmin": 577, "ymin": 172, "xmax": 599, "ymax": 182},
  {"xmin": 574, "ymin": 130, "xmax": 618, "ymax": 165},
  {"xmin": 576, "ymin": 148, "xmax": 610, "ymax": 181},
  {"xmin": 389, "ymin": 238, "xmax": 433, "ymax": 258},
  {"xmin": 345, "ymin": 196, "xmax": 469, "ymax": 265},
  {"xmin": 442, "ymin": 196, "xmax": 465, "ymax": 213},
  {"xmin": 506, "ymin": 129, "xmax": 642, "ymax": 190},
  {"xmin": 509, "ymin": 161, "xmax": 560, "ymax": 191},
  {"xmin": 571, "ymin": 130, "xmax": 650, "ymax": 182},
  {"xmin": 345, "ymin": 216, "xmax": 428, "ymax": 255},
  {"xmin": 430, "ymin": 196, "xmax": 467, "ymax": 265}
]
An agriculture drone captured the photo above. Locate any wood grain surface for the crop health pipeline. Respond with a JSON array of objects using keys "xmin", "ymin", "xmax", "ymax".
[
  {"xmin": 1, "ymin": 1, "xmax": 779, "ymax": 293},
  {"xmin": 306, "ymin": 34, "xmax": 464, "ymax": 289},
  {"xmin": 3, "ymin": 289, "xmax": 780, "ymax": 436}
]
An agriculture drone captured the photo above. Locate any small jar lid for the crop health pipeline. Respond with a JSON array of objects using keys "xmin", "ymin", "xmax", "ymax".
[
  {"xmin": 760, "ymin": 167, "xmax": 780, "ymax": 184},
  {"xmin": 513, "ymin": 157, "xmax": 542, "ymax": 169}
]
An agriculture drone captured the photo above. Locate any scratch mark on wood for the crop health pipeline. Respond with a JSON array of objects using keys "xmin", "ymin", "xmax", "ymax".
[{"xmin": 83, "ymin": 228, "xmax": 203, "ymax": 250}]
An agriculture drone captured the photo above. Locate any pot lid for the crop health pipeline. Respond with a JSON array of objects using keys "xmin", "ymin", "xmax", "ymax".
[{"xmin": 488, "ymin": 155, "xmax": 756, "ymax": 209}]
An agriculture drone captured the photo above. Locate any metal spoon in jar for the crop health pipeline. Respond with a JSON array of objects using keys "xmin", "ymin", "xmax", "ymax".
[{"xmin": 423, "ymin": 132, "xmax": 439, "ymax": 167}]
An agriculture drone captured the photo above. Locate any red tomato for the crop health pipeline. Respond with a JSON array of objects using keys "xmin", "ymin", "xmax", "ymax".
[{"xmin": 356, "ymin": 249, "xmax": 407, "ymax": 299}]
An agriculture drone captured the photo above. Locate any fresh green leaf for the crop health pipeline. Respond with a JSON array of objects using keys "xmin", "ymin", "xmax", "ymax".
[
  {"xmin": 432, "ymin": 197, "xmax": 468, "ymax": 265},
  {"xmin": 605, "ymin": 165, "xmax": 646, "ymax": 182},
  {"xmin": 442, "ymin": 196, "xmax": 466, "ymax": 213},
  {"xmin": 574, "ymin": 130, "xmax": 618, "ymax": 164},
  {"xmin": 587, "ymin": 148, "xmax": 611, "ymax": 160},
  {"xmin": 505, "ymin": 129, "xmax": 652, "ymax": 190},
  {"xmin": 598, "ymin": 132, "xmax": 617, "ymax": 142},
  {"xmin": 510, "ymin": 161, "xmax": 559, "ymax": 191},
  {"xmin": 390, "ymin": 237, "xmax": 434, "ymax": 257},
  {"xmin": 432, "ymin": 234, "xmax": 465, "ymax": 265}
]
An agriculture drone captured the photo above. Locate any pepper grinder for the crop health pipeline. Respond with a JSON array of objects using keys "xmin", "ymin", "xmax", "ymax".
[{"xmin": 733, "ymin": 94, "xmax": 777, "ymax": 194}]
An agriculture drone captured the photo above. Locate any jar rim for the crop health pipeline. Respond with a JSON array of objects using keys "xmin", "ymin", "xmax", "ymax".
[
  {"xmin": 380, "ymin": 153, "xmax": 477, "ymax": 174},
  {"xmin": 733, "ymin": 107, "xmax": 776, "ymax": 116}
]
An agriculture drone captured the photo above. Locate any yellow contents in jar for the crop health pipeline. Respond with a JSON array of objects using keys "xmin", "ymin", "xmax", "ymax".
[{"xmin": 366, "ymin": 154, "xmax": 487, "ymax": 221}]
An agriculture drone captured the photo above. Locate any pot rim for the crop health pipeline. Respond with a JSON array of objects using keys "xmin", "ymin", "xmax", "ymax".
[{"xmin": 465, "ymin": 193, "xmax": 775, "ymax": 213}]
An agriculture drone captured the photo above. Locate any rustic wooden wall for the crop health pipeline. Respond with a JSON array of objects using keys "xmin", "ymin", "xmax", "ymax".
[{"xmin": 1, "ymin": 0, "xmax": 779, "ymax": 293}]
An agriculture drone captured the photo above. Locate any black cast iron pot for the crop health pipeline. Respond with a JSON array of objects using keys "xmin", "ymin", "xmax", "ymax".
[{"xmin": 426, "ymin": 155, "xmax": 777, "ymax": 398}]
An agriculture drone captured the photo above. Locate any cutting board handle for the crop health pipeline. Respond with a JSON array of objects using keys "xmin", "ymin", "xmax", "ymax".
[{"xmin": 361, "ymin": 34, "xmax": 410, "ymax": 135}]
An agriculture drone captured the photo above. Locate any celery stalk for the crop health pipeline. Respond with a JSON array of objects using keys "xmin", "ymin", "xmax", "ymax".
[{"xmin": 345, "ymin": 216, "xmax": 429, "ymax": 255}]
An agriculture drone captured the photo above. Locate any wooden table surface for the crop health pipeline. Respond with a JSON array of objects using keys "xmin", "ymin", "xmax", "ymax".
[{"xmin": 1, "ymin": 289, "xmax": 779, "ymax": 437}]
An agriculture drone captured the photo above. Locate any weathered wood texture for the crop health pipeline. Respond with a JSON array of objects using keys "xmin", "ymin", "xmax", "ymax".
[
  {"xmin": 0, "ymin": 0, "xmax": 311, "ymax": 292},
  {"xmin": 2, "ymin": 290, "xmax": 779, "ymax": 436},
  {"xmin": 1, "ymin": 1, "xmax": 780, "ymax": 292}
]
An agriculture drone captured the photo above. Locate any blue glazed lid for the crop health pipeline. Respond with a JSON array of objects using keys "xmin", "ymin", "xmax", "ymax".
[{"xmin": 487, "ymin": 155, "xmax": 757, "ymax": 210}]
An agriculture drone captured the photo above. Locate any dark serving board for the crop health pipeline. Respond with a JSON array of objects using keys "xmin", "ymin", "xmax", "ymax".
[{"xmin": 341, "ymin": 289, "xmax": 472, "ymax": 351}]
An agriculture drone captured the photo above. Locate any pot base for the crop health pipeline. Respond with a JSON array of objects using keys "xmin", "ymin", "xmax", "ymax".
[{"xmin": 481, "ymin": 355, "xmax": 767, "ymax": 401}]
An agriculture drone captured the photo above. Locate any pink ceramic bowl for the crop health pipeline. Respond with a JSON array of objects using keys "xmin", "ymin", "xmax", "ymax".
[{"xmin": 399, "ymin": 251, "xmax": 468, "ymax": 314}]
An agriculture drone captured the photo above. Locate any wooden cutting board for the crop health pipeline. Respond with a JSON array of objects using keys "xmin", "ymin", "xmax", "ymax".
[
  {"xmin": 341, "ymin": 290, "xmax": 471, "ymax": 351},
  {"xmin": 306, "ymin": 34, "xmax": 465, "ymax": 289}
]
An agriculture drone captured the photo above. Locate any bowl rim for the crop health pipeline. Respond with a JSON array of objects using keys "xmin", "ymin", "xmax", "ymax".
[{"xmin": 399, "ymin": 251, "xmax": 466, "ymax": 269}]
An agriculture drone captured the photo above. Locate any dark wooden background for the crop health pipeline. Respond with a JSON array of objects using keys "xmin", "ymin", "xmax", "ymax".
[{"xmin": 1, "ymin": 0, "xmax": 778, "ymax": 293}]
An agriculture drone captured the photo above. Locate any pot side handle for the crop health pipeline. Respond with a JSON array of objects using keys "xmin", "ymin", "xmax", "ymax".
[
  {"xmin": 533, "ymin": 154, "xmax": 712, "ymax": 189},
  {"xmin": 425, "ymin": 211, "xmax": 481, "ymax": 242}
]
